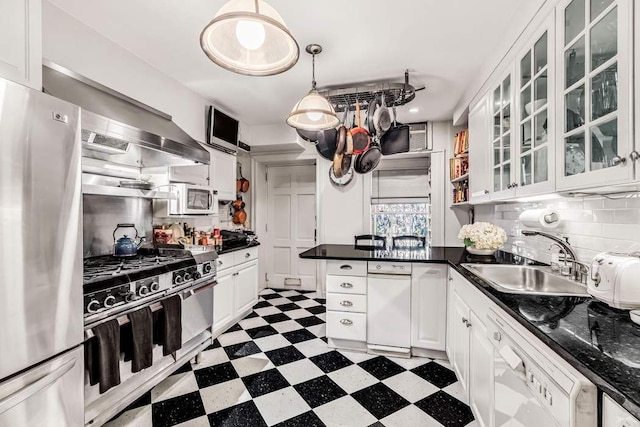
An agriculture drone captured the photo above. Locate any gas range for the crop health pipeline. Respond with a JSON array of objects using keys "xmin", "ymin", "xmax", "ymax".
[{"xmin": 83, "ymin": 248, "xmax": 217, "ymax": 325}]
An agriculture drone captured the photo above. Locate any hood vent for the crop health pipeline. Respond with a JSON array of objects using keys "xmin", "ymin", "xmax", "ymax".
[{"xmin": 43, "ymin": 63, "xmax": 209, "ymax": 164}]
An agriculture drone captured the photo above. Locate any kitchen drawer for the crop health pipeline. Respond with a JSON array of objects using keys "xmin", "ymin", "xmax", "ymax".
[
  {"xmin": 234, "ymin": 246, "xmax": 258, "ymax": 265},
  {"xmin": 326, "ymin": 275, "xmax": 367, "ymax": 295},
  {"xmin": 327, "ymin": 260, "xmax": 367, "ymax": 277},
  {"xmin": 327, "ymin": 311, "xmax": 366, "ymax": 342},
  {"xmin": 216, "ymin": 253, "xmax": 234, "ymax": 272},
  {"xmin": 327, "ymin": 293, "xmax": 367, "ymax": 313}
]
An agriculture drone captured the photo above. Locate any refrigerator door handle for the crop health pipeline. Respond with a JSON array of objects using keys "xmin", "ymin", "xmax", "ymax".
[{"xmin": 0, "ymin": 359, "xmax": 76, "ymax": 414}]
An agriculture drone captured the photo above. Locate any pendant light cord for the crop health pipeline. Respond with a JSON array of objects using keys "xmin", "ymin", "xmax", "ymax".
[{"xmin": 311, "ymin": 53, "xmax": 317, "ymax": 90}]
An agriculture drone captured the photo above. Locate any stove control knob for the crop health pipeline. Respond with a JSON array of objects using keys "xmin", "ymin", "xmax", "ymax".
[
  {"xmin": 203, "ymin": 263, "xmax": 212, "ymax": 274},
  {"xmin": 150, "ymin": 281, "xmax": 160, "ymax": 292},
  {"xmin": 87, "ymin": 299, "xmax": 101, "ymax": 313},
  {"xmin": 103, "ymin": 295, "xmax": 116, "ymax": 308},
  {"xmin": 174, "ymin": 274, "xmax": 184, "ymax": 285},
  {"xmin": 138, "ymin": 286, "xmax": 150, "ymax": 296},
  {"xmin": 124, "ymin": 292, "xmax": 136, "ymax": 302},
  {"xmin": 183, "ymin": 272, "xmax": 192, "ymax": 281},
  {"xmin": 194, "ymin": 272, "xmax": 202, "ymax": 280}
]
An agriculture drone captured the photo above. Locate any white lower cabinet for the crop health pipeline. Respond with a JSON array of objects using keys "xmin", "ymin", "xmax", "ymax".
[
  {"xmin": 326, "ymin": 311, "xmax": 367, "ymax": 341},
  {"xmin": 212, "ymin": 251, "xmax": 259, "ymax": 336},
  {"xmin": 213, "ymin": 271, "xmax": 234, "ymax": 332},
  {"xmin": 447, "ymin": 268, "xmax": 494, "ymax": 426},
  {"xmin": 411, "ymin": 265, "xmax": 447, "ymax": 352},
  {"xmin": 468, "ymin": 310, "xmax": 494, "ymax": 427},
  {"xmin": 235, "ymin": 261, "xmax": 258, "ymax": 315},
  {"xmin": 326, "ymin": 262, "xmax": 368, "ymax": 350},
  {"xmin": 603, "ymin": 394, "xmax": 640, "ymax": 427}
]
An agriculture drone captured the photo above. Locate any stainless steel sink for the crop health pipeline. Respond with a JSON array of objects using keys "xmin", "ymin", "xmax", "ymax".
[{"xmin": 461, "ymin": 264, "xmax": 589, "ymax": 297}]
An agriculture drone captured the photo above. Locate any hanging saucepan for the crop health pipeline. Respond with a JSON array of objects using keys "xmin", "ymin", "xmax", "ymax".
[
  {"xmin": 297, "ymin": 129, "xmax": 319, "ymax": 143},
  {"xmin": 354, "ymin": 137, "xmax": 382, "ymax": 174},
  {"xmin": 351, "ymin": 99, "xmax": 370, "ymax": 154},
  {"xmin": 337, "ymin": 109, "xmax": 349, "ymax": 157},
  {"xmin": 315, "ymin": 127, "xmax": 338, "ymax": 161},
  {"xmin": 373, "ymin": 93, "xmax": 392, "ymax": 135},
  {"xmin": 237, "ymin": 165, "xmax": 250, "ymax": 193},
  {"xmin": 381, "ymin": 107, "xmax": 411, "ymax": 155},
  {"xmin": 332, "ymin": 126, "xmax": 347, "ymax": 178},
  {"xmin": 367, "ymin": 95, "xmax": 382, "ymax": 135}
]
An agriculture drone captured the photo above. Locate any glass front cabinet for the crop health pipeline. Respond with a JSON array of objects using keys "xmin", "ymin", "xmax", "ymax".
[
  {"xmin": 515, "ymin": 16, "xmax": 556, "ymax": 196},
  {"xmin": 490, "ymin": 71, "xmax": 517, "ymax": 200},
  {"xmin": 556, "ymin": 0, "xmax": 633, "ymax": 190}
]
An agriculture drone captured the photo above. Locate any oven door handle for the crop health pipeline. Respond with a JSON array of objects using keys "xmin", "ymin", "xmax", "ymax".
[{"xmin": 182, "ymin": 281, "xmax": 216, "ymax": 300}]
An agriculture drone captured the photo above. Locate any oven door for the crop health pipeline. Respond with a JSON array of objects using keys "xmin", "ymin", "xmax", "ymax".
[{"xmin": 493, "ymin": 342, "xmax": 559, "ymax": 427}]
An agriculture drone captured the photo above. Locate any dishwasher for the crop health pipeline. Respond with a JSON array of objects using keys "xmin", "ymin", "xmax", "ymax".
[
  {"xmin": 367, "ymin": 261, "xmax": 412, "ymax": 357},
  {"xmin": 487, "ymin": 309, "xmax": 597, "ymax": 427}
]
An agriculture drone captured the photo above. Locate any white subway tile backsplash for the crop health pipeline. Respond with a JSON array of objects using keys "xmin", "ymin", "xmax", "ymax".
[{"xmin": 474, "ymin": 194, "xmax": 640, "ymax": 264}]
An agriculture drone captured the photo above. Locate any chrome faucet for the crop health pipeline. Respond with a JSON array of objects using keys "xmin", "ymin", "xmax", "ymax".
[{"xmin": 521, "ymin": 230, "xmax": 589, "ymax": 284}]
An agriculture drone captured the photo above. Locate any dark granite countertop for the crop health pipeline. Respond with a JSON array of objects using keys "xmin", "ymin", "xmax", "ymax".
[
  {"xmin": 216, "ymin": 241, "xmax": 260, "ymax": 255},
  {"xmin": 300, "ymin": 244, "xmax": 640, "ymax": 419}
]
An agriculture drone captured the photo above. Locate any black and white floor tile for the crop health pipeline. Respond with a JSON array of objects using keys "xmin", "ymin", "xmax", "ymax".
[{"xmin": 106, "ymin": 289, "xmax": 476, "ymax": 427}]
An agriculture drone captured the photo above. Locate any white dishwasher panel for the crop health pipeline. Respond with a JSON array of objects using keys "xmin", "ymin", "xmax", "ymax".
[{"xmin": 367, "ymin": 274, "xmax": 411, "ymax": 349}]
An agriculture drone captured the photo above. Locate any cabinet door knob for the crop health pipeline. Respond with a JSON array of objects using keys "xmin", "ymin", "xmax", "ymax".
[
  {"xmin": 630, "ymin": 151, "xmax": 640, "ymax": 161},
  {"xmin": 612, "ymin": 156, "xmax": 627, "ymax": 166},
  {"xmin": 462, "ymin": 317, "xmax": 468, "ymax": 324},
  {"xmin": 484, "ymin": 190, "xmax": 490, "ymax": 194},
  {"xmin": 340, "ymin": 300, "xmax": 353, "ymax": 307},
  {"xmin": 466, "ymin": 322, "xmax": 472, "ymax": 328},
  {"xmin": 340, "ymin": 283, "xmax": 353, "ymax": 288},
  {"xmin": 339, "ymin": 319, "xmax": 353, "ymax": 325}
]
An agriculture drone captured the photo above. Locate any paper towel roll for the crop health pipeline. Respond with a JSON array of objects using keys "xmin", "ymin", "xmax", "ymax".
[{"xmin": 518, "ymin": 209, "xmax": 561, "ymax": 229}]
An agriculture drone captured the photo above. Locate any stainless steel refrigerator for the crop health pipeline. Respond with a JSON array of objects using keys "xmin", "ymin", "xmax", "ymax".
[{"xmin": 0, "ymin": 77, "xmax": 84, "ymax": 426}]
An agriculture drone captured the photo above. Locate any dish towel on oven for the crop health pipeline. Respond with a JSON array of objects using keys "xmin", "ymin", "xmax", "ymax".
[
  {"xmin": 124, "ymin": 307, "xmax": 153, "ymax": 372},
  {"xmin": 158, "ymin": 294, "xmax": 182, "ymax": 356},
  {"xmin": 85, "ymin": 319, "xmax": 121, "ymax": 394}
]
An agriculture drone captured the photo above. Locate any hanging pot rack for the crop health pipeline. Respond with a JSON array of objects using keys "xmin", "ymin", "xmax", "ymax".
[{"xmin": 317, "ymin": 70, "xmax": 424, "ymax": 113}]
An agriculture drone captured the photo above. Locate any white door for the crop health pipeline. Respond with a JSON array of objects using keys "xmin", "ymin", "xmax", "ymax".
[
  {"xmin": 451, "ymin": 288, "xmax": 470, "ymax": 401},
  {"xmin": 411, "ymin": 265, "xmax": 448, "ymax": 351},
  {"xmin": 469, "ymin": 311, "xmax": 494, "ymax": 427},
  {"xmin": 266, "ymin": 165, "xmax": 317, "ymax": 290}
]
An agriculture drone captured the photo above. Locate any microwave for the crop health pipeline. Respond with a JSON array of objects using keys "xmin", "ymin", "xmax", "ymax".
[{"xmin": 169, "ymin": 184, "xmax": 218, "ymax": 215}]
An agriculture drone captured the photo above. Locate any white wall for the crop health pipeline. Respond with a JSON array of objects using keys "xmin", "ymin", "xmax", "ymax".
[{"xmin": 475, "ymin": 196, "xmax": 640, "ymax": 264}]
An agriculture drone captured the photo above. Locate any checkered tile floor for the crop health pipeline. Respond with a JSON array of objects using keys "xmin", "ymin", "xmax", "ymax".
[{"xmin": 105, "ymin": 289, "xmax": 476, "ymax": 427}]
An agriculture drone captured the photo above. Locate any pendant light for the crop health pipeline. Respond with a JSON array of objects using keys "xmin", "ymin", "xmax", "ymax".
[
  {"xmin": 200, "ymin": 0, "xmax": 299, "ymax": 76},
  {"xmin": 286, "ymin": 44, "xmax": 339, "ymax": 131}
]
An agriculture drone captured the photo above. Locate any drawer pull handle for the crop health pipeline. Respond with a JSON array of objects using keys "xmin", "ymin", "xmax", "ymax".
[
  {"xmin": 340, "ymin": 300, "xmax": 353, "ymax": 307},
  {"xmin": 340, "ymin": 319, "xmax": 353, "ymax": 325},
  {"xmin": 340, "ymin": 265, "xmax": 352, "ymax": 270},
  {"xmin": 340, "ymin": 283, "xmax": 353, "ymax": 288}
]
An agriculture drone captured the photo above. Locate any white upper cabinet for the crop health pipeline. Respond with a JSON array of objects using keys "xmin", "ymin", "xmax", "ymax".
[
  {"xmin": 556, "ymin": 0, "xmax": 634, "ymax": 190},
  {"xmin": 207, "ymin": 147, "xmax": 237, "ymax": 201},
  {"xmin": 0, "ymin": 0, "xmax": 41, "ymax": 90},
  {"xmin": 515, "ymin": 14, "xmax": 556, "ymax": 196},
  {"xmin": 490, "ymin": 69, "xmax": 517, "ymax": 200},
  {"xmin": 468, "ymin": 95, "xmax": 492, "ymax": 203}
]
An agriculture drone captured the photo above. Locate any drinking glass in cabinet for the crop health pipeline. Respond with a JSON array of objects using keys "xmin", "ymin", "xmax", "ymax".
[
  {"xmin": 591, "ymin": 0, "xmax": 614, "ymax": 23},
  {"xmin": 590, "ymin": 7, "xmax": 617, "ymax": 70},
  {"xmin": 565, "ymin": 0, "xmax": 586, "ymax": 45},
  {"xmin": 564, "ymin": 133, "xmax": 586, "ymax": 176},
  {"xmin": 534, "ymin": 148, "xmax": 548, "ymax": 182},
  {"xmin": 521, "ymin": 121, "xmax": 532, "ymax": 153},
  {"xmin": 521, "ymin": 155, "xmax": 532, "ymax": 186},
  {"xmin": 566, "ymin": 85, "xmax": 585, "ymax": 131},
  {"xmin": 591, "ymin": 119, "xmax": 618, "ymax": 170},
  {"xmin": 565, "ymin": 37, "xmax": 586, "ymax": 88},
  {"xmin": 591, "ymin": 63, "xmax": 617, "ymax": 120}
]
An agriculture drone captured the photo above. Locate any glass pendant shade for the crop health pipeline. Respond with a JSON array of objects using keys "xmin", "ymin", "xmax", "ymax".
[
  {"xmin": 287, "ymin": 89, "xmax": 339, "ymax": 131},
  {"xmin": 200, "ymin": 0, "xmax": 299, "ymax": 76}
]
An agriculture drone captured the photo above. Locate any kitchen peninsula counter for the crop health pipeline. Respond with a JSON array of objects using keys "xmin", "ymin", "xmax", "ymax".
[{"xmin": 300, "ymin": 244, "xmax": 640, "ymax": 419}]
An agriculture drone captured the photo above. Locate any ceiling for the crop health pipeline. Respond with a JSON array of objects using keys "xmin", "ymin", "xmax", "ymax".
[{"xmin": 49, "ymin": 0, "xmax": 540, "ymax": 126}]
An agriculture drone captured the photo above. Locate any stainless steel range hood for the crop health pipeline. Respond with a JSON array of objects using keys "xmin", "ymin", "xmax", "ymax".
[{"xmin": 42, "ymin": 62, "xmax": 209, "ymax": 165}]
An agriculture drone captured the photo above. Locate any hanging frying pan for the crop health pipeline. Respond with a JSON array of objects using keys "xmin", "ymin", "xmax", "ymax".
[
  {"xmin": 367, "ymin": 95, "xmax": 382, "ymax": 135},
  {"xmin": 332, "ymin": 126, "xmax": 347, "ymax": 177},
  {"xmin": 373, "ymin": 93, "xmax": 392, "ymax": 135},
  {"xmin": 380, "ymin": 107, "xmax": 410, "ymax": 155},
  {"xmin": 297, "ymin": 129, "xmax": 319, "ymax": 143},
  {"xmin": 351, "ymin": 99, "xmax": 370, "ymax": 154},
  {"xmin": 329, "ymin": 163, "xmax": 355, "ymax": 187},
  {"xmin": 315, "ymin": 127, "xmax": 338, "ymax": 161},
  {"xmin": 354, "ymin": 138, "xmax": 382, "ymax": 174}
]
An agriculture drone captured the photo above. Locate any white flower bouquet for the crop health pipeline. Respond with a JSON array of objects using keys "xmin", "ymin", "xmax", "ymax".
[{"xmin": 458, "ymin": 222, "xmax": 507, "ymax": 251}]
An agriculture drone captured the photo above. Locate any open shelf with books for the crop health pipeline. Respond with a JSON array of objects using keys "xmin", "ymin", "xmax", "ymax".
[{"xmin": 450, "ymin": 130, "xmax": 470, "ymax": 206}]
